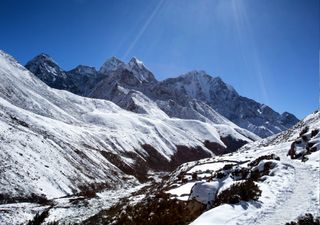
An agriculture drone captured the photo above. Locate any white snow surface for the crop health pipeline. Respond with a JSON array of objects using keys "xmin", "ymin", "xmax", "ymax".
[
  {"xmin": 164, "ymin": 111, "xmax": 320, "ymax": 225},
  {"xmin": 0, "ymin": 50, "xmax": 225, "ymax": 200}
]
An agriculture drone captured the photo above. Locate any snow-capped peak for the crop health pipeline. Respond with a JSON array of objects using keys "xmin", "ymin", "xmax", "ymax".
[
  {"xmin": 129, "ymin": 56, "xmax": 144, "ymax": 67},
  {"xmin": 181, "ymin": 70, "xmax": 209, "ymax": 78},
  {"xmin": 172, "ymin": 70, "xmax": 239, "ymax": 101},
  {"xmin": 127, "ymin": 57, "xmax": 156, "ymax": 83},
  {"xmin": 25, "ymin": 53, "xmax": 67, "ymax": 79},
  {"xmin": 26, "ymin": 53, "xmax": 58, "ymax": 68},
  {"xmin": 99, "ymin": 56, "xmax": 126, "ymax": 74},
  {"xmin": 211, "ymin": 76, "xmax": 238, "ymax": 94},
  {"xmin": 69, "ymin": 65, "xmax": 97, "ymax": 76}
]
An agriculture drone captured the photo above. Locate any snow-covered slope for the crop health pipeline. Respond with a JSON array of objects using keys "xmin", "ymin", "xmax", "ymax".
[
  {"xmin": 26, "ymin": 55, "xmax": 298, "ymax": 138},
  {"xmin": 99, "ymin": 56, "xmax": 157, "ymax": 84},
  {"xmin": 1, "ymin": 50, "xmax": 312, "ymax": 225},
  {"xmin": 153, "ymin": 70, "xmax": 298, "ymax": 138},
  {"xmin": 164, "ymin": 110, "xmax": 319, "ymax": 225},
  {"xmin": 25, "ymin": 53, "xmax": 80, "ymax": 93},
  {"xmin": 0, "ymin": 50, "xmax": 229, "ymax": 201},
  {"xmin": 26, "ymin": 54, "xmax": 260, "ymax": 150}
]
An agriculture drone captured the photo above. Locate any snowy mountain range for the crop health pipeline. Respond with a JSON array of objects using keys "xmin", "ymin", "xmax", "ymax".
[
  {"xmin": 0, "ymin": 50, "xmax": 235, "ymax": 199},
  {"xmin": 0, "ymin": 50, "xmax": 258, "ymax": 216},
  {"xmin": 26, "ymin": 54, "xmax": 298, "ymax": 138},
  {"xmin": 0, "ymin": 50, "xmax": 315, "ymax": 225},
  {"xmin": 82, "ymin": 110, "xmax": 319, "ymax": 225}
]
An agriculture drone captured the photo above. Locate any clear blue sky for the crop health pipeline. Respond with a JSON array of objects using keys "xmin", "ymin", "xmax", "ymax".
[{"xmin": 0, "ymin": 0, "xmax": 319, "ymax": 118}]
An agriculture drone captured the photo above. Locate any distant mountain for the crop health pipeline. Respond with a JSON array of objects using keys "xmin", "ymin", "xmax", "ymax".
[
  {"xmin": 27, "ymin": 54, "xmax": 260, "ymax": 150},
  {"xmin": 26, "ymin": 54, "xmax": 298, "ymax": 138},
  {"xmin": 152, "ymin": 70, "xmax": 299, "ymax": 137},
  {"xmin": 158, "ymin": 110, "xmax": 320, "ymax": 225},
  {"xmin": 0, "ymin": 50, "xmax": 315, "ymax": 225},
  {"xmin": 0, "ymin": 50, "xmax": 248, "ymax": 202}
]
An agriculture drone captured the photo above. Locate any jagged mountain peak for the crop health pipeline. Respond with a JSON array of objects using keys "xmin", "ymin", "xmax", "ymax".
[
  {"xmin": 23, "ymin": 52, "xmax": 299, "ymax": 138},
  {"xmin": 181, "ymin": 70, "xmax": 208, "ymax": 77},
  {"xmin": 281, "ymin": 111, "xmax": 300, "ymax": 125},
  {"xmin": 128, "ymin": 56, "xmax": 144, "ymax": 66},
  {"xmin": 27, "ymin": 53, "xmax": 58, "ymax": 67},
  {"xmin": 180, "ymin": 71, "xmax": 238, "ymax": 95},
  {"xmin": 69, "ymin": 65, "xmax": 97, "ymax": 76},
  {"xmin": 35, "ymin": 52, "xmax": 53, "ymax": 60},
  {"xmin": 24, "ymin": 53, "xmax": 83, "ymax": 92},
  {"xmin": 127, "ymin": 57, "xmax": 156, "ymax": 83},
  {"xmin": 99, "ymin": 56, "xmax": 157, "ymax": 84},
  {"xmin": 99, "ymin": 56, "xmax": 126, "ymax": 74},
  {"xmin": 25, "ymin": 53, "xmax": 66, "ymax": 79}
]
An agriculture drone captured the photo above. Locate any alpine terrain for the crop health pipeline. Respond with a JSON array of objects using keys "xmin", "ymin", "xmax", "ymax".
[
  {"xmin": 0, "ymin": 50, "xmax": 317, "ymax": 225},
  {"xmin": 26, "ymin": 54, "xmax": 298, "ymax": 138}
]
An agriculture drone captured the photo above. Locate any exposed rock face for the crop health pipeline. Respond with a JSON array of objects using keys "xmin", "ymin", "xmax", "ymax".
[
  {"xmin": 151, "ymin": 70, "xmax": 298, "ymax": 138},
  {"xmin": 0, "ymin": 50, "xmax": 229, "ymax": 199},
  {"xmin": 25, "ymin": 54, "xmax": 298, "ymax": 138}
]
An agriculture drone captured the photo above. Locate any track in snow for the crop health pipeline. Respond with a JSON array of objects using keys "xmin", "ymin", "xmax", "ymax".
[{"xmin": 253, "ymin": 158, "xmax": 319, "ymax": 225}]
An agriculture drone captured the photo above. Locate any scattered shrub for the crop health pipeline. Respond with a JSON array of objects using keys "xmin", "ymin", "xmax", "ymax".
[
  {"xmin": 306, "ymin": 142, "xmax": 314, "ymax": 150},
  {"xmin": 222, "ymin": 164, "xmax": 234, "ymax": 170},
  {"xmin": 310, "ymin": 146, "xmax": 318, "ymax": 153},
  {"xmin": 95, "ymin": 192, "xmax": 203, "ymax": 225},
  {"xmin": 215, "ymin": 171, "xmax": 227, "ymax": 179},
  {"xmin": 9, "ymin": 115, "xmax": 29, "ymax": 127},
  {"xmin": 27, "ymin": 210, "xmax": 50, "ymax": 225},
  {"xmin": 230, "ymin": 167, "xmax": 250, "ymax": 180},
  {"xmin": 301, "ymin": 135, "xmax": 308, "ymax": 142},
  {"xmin": 288, "ymin": 142, "xmax": 295, "ymax": 159},
  {"xmin": 0, "ymin": 193, "xmax": 51, "ymax": 205},
  {"xmin": 299, "ymin": 126, "xmax": 309, "ymax": 137},
  {"xmin": 250, "ymin": 161, "xmax": 276, "ymax": 181},
  {"xmin": 214, "ymin": 180, "xmax": 261, "ymax": 207},
  {"xmin": 311, "ymin": 129, "xmax": 319, "ymax": 138},
  {"xmin": 47, "ymin": 222, "xmax": 59, "ymax": 225},
  {"xmin": 248, "ymin": 154, "xmax": 280, "ymax": 167},
  {"xmin": 295, "ymin": 139, "xmax": 302, "ymax": 144},
  {"xmin": 192, "ymin": 173, "xmax": 198, "ymax": 181},
  {"xmin": 177, "ymin": 171, "xmax": 186, "ymax": 181},
  {"xmin": 78, "ymin": 185, "xmax": 97, "ymax": 198},
  {"xmin": 77, "ymin": 182, "xmax": 112, "ymax": 198},
  {"xmin": 47, "ymin": 221, "xmax": 59, "ymax": 225},
  {"xmin": 285, "ymin": 213, "xmax": 320, "ymax": 225}
]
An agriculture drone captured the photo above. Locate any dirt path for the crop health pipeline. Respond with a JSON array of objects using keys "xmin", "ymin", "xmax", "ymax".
[{"xmin": 255, "ymin": 157, "xmax": 319, "ymax": 225}]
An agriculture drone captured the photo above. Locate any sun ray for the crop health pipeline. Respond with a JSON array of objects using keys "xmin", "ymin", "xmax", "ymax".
[
  {"xmin": 123, "ymin": 0, "xmax": 166, "ymax": 59},
  {"xmin": 231, "ymin": 0, "xmax": 269, "ymax": 104}
]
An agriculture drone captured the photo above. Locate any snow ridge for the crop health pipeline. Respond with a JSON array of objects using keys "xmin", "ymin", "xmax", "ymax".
[{"xmin": 25, "ymin": 53, "xmax": 298, "ymax": 138}]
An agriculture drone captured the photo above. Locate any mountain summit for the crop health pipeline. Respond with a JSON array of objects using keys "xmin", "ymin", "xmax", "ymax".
[
  {"xmin": 99, "ymin": 56, "xmax": 126, "ymax": 74},
  {"xmin": 154, "ymin": 70, "xmax": 298, "ymax": 137},
  {"xmin": 0, "ymin": 50, "xmax": 314, "ymax": 225},
  {"xmin": 25, "ymin": 54, "xmax": 298, "ymax": 137}
]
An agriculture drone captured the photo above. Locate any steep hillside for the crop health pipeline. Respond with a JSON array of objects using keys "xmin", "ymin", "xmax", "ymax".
[
  {"xmin": 85, "ymin": 110, "xmax": 318, "ymax": 225},
  {"xmin": 0, "ymin": 50, "xmax": 228, "ymax": 202},
  {"xmin": 26, "ymin": 54, "xmax": 298, "ymax": 138},
  {"xmin": 26, "ymin": 54, "xmax": 260, "ymax": 149},
  {"xmin": 152, "ymin": 70, "xmax": 298, "ymax": 137},
  {"xmin": 166, "ymin": 110, "xmax": 320, "ymax": 225}
]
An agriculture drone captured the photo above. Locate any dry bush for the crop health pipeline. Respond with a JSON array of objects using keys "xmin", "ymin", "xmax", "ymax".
[
  {"xmin": 92, "ymin": 192, "xmax": 203, "ymax": 225},
  {"xmin": 311, "ymin": 129, "xmax": 319, "ymax": 138},
  {"xmin": 248, "ymin": 154, "xmax": 280, "ymax": 167},
  {"xmin": 0, "ymin": 193, "xmax": 51, "ymax": 205},
  {"xmin": 214, "ymin": 179, "xmax": 261, "ymax": 206},
  {"xmin": 299, "ymin": 126, "xmax": 309, "ymax": 137},
  {"xmin": 26, "ymin": 210, "xmax": 56, "ymax": 225},
  {"xmin": 285, "ymin": 213, "xmax": 320, "ymax": 225},
  {"xmin": 250, "ymin": 161, "xmax": 276, "ymax": 181}
]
